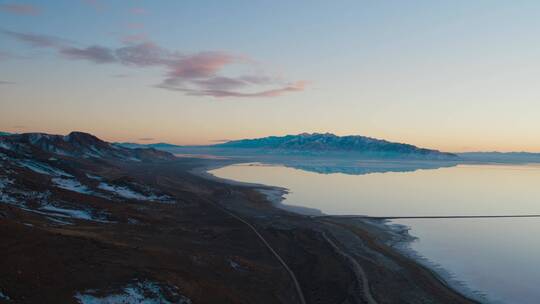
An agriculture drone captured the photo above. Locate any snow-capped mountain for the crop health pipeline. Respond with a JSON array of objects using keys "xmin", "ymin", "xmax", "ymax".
[{"xmin": 216, "ymin": 133, "xmax": 457, "ymax": 159}]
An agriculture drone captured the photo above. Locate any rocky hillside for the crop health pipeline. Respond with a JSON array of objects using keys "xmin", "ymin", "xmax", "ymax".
[
  {"xmin": 0, "ymin": 131, "xmax": 175, "ymax": 162},
  {"xmin": 0, "ymin": 131, "xmax": 177, "ymax": 226}
]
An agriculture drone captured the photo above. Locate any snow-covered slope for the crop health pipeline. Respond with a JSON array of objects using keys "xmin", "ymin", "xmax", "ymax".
[{"xmin": 0, "ymin": 131, "xmax": 178, "ymax": 226}]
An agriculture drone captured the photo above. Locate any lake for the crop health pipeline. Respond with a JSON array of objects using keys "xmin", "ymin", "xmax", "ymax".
[{"xmin": 210, "ymin": 163, "xmax": 540, "ymax": 304}]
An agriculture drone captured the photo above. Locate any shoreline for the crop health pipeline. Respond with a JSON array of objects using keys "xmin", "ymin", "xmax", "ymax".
[
  {"xmin": 190, "ymin": 161, "xmax": 325, "ymax": 216},
  {"xmin": 384, "ymin": 220, "xmax": 490, "ymax": 304},
  {"xmin": 194, "ymin": 159, "xmax": 484, "ymax": 304}
]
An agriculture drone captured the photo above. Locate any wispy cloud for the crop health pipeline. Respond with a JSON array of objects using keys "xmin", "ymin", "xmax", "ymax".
[
  {"xmin": 138, "ymin": 137, "xmax": 155, "ymax": 141},
  {"xmin": 194, "ymin": 76, "xmax": 248, "ymax": 91},
  {"xmin": 0, "ymin": 3, "xmax": 41, "ymax": 16},
  {"xmin": 162, "ymin": 80, "xmax": 307, "ymax": 98},
  {"xmin": 3, "ymin": 30, "xmax": 306, "ymax": 98},
  {"xmin": 61, "ymin": 46, "xmax": 116, "ymax": 63},
  {"xmin": 115, "ymin": 42, "xmax": 170, "ymax": 66},
  {"xmin": 0, "ymin": 80, "xmax": 16, "ymax": 85},
  {"xmin": 2, "ymin": 30, "xmax": 67, "ymax": 47},
  {"xmin": 162, "ymin": 52, "xmax": 237, "ymax": 82}
]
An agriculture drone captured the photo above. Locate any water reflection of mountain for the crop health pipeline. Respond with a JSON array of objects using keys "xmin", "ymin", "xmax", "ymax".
[
  {"xmin": 281, "ymin": 160, "xmax": 458, "ymax": 175},
  {"xmin": 159, "ymin": 146, "xmax": 459, "ymax": 175}
]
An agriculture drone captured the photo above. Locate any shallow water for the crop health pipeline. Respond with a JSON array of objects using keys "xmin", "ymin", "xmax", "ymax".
[{"xmin": 211, "ymin": 163, "xmax": 540, "ymax": 304}]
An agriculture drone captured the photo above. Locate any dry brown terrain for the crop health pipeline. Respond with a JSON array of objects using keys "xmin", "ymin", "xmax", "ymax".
[{"xmin": 0, "ymin": 133, "xmax": 480, "ymax": 303}]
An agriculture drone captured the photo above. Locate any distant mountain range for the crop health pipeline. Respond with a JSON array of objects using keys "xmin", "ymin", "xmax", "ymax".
[
  {"xmin": 117, "ymin": 133, "xmax": 457, "ymax": 160},
  {"xmin": 0, "ymin": 131, "xmax": 174, "ymax": 161},
  {"xmin": 214, "ymin": 133, "xmax": 457, "ymax": 159},
  {"xmin": 8, "ymin": 131, "xmax": 538, "ymax": 163}
]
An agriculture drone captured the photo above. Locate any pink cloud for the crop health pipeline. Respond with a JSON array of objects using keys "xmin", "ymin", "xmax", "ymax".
[
  {"xmin": 3, "ymin": 30, "xmax": 306, "ymax": 99},
  {"xmin": 0, "ymin": 3, "xmax": 41, "ymax": 16},
  {"xmin": 167, "ymin": 52, "xmax": 236, "ymax": 79}
]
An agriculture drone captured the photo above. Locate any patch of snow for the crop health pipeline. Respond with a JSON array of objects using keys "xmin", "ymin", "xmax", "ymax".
[
  {"xmin": 45, "ymin": 216, "xmax": 73, "ymax": 225},
  {"xmin": 0, "ymin": 193, "xmax": 18, "ymax": 204},
  {"xmin": 28, "ymin": 133, "xmax": 43, "ymax": 144},
  {"xmin": 0, "ymin": 177, "xmax": 12, "ymax": 189},
  {"xmin": 75, "ymin": 281, "xmax": 191, "ymax": 304},
  {"xmin": 23, "ymin": 201, "xmax": 110, "ymax": 223},
  {"xmin": 0, "ymin": 290, "xmax": 10, "ymax": 301},
  {"xmin": 16, "ymin": 159, "xmax": 72, "ymax": 177},
  {"xmin": 1, "ymin": 187, "xmax": 49, "ymax": 208},
  {"xmin": 51, "ymin": 147, "xmax": 71, "ymax": 156},
  {"xmin": 52, "ymin": 177, "xmax": 92, "ymax": 194},
  {"xmin": 40, "ymin": 204, "xmax": 94, "ymax": 221},
  {"xmin": 0, "ymin": 177, "xmax": 18, "ymax": 204},
  {"xmin": 122, "ymin": 156, "xmax": 141, "ymax": 162},
  {"xmin": 128, "ymin": 218, "xmax": 139, "ymax": 224},
  {"xmin": 97, "ymin": 183, "xmax": 173, "ymax": 203},
  {"xmin": 82, "ymin": 146, "xmax": 103, "ymax": 159},
  {"xmin": 98, "ymin": 183, "xmax": 149, "ymax": 200},
  {"xmin": 229, "ymin": 259, "xmax": 241, "ymax": 270},
  {"xmin": 90, "ymin": 145, "xmax": 104, "ymax": 155},
  {"xmin": 0, "ymin": 141, "xmax": 12, "ymax": 151},
  {"xmin": 0, "ymin": 184, "xmax": 109, "ymax": 223},
  {"xmin": 2, "ymin": 189, "xmax": 51, "ymax": 208},
  {"xmin": 16, "ymin": 189, "xmax": 50, "ymax": 203},
  {"xmin": 86, "ymin": 173, "xmax": 103, "ymax": 180}
]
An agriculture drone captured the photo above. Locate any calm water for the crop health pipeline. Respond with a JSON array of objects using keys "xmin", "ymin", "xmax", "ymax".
[{"xmin": 210, "ymin": 163, "xmax": 540, "ymax": 304}]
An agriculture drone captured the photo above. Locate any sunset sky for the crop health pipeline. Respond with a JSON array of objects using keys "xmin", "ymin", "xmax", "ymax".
[{"xmin": 2, "ymin": 1, "xmax": 540, "ymax": 152}]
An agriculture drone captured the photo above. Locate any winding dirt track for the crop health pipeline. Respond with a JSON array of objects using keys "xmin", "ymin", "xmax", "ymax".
[
  {"xmin": 214, "ymin": 189, "xmax": 307, "ymax": 304},
  {"xmin": 321, "ymin": 232, "xmax": 378, "ymax": 304}
]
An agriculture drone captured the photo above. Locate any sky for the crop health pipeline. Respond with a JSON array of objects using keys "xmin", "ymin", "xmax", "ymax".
[{"xmin": 1, "ymin": 0, "xmax": 540, "ymax": 152}]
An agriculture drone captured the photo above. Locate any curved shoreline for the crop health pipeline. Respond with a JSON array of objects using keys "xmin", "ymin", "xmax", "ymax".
[
  {"xmin": 190, "ymin": 162, "xmax": 325, "ymax": 216},
  {"xmin": 383, "ymin": 221, "xmax": 490, "ymax": 303},
  {"xmin": 191, "ymin": 160, "xmax": 484, "ymax": 303}
]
